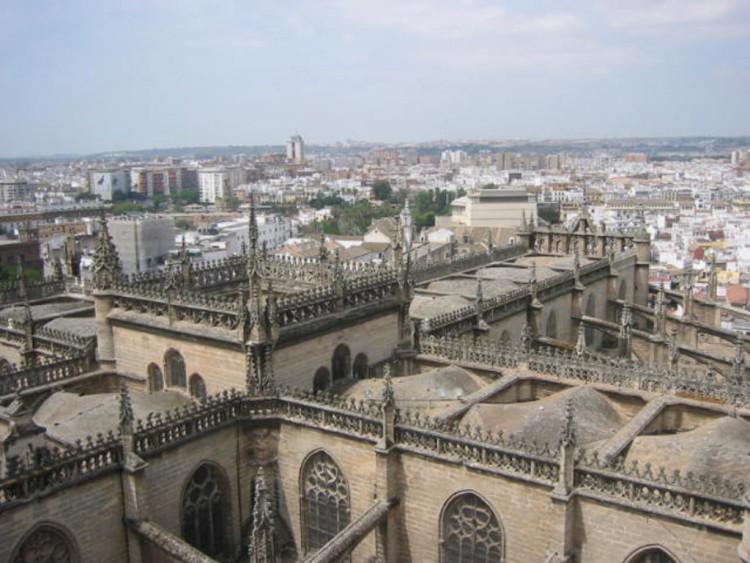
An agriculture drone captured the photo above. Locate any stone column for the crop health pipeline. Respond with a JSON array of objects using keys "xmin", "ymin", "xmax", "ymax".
[{"xmin": 94, "ymin": 292, "xmax": 116, "ymax": 368}]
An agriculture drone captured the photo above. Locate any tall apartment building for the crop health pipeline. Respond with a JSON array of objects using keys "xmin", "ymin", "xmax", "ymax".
[
  {"xmin": 198, "ymin": 168, "xmax": 246, "ymax": 204},
  {"xmin": 89, "ymin": 170, "xmax": 130, "ymax": 201},
  {"xmin": 0, "ymin": 180, "xmax": 35, "ymax": 204},
  {"xmin": 108, "ymin": 215, "xmax": 175, "ymax": 275},
  {"xmin": 130, "ymin": 166, "xmax": 199, "ymax": 197},
  {"xmin": 286, "ymin": 135, "xmax": 305, "ymax": 163}
]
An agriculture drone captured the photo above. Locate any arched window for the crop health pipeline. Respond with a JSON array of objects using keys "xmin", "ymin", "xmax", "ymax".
[
  {"xmin": 627, "ymin": 547, "xmax": 678, "ymax": 563},
  {"xmin": 165, "ymin": 349, "xmax": 186, "ymax": 388},
  {"xmin": 301, "ymin": 451, "xmax": 350, "ymax": 554},
  {"xmin": 441, "ymin": 492, "xmax": 503, "ymax": 563},
  {"xmin": 147, "ymin": 363, "xmax": 164, "ymax": 393},
  {"xmin": 619, "ymin": 280, "xmax": 628, "ymax": 301},
  {"xmin": 331, "ymin": 344, "xmax": 351, "ymax": 382},
  {"xmin": 546, "ymin": 311, "xmax": 558, "ymax": 339},
  {"xmin": 182, "ymin": 463, "xmax": 231, "ymax": 558},
  {"xmin": 353, "ymin": 353, "xmax": 368, "ymax": 379},
  {"xmin": 0, "ymin": 357, "xmax": 13, "ymax": 374},
  {"xmin": 12, "ymin": 523, "xmax": 77, "ymax": 563},
  {"xmin": 189, "ymin": 373, "xmax": 207, "ymax": 401},
  {"xmin": 313, "ymin": 367, "xmax": 331, "ymax": 393}
]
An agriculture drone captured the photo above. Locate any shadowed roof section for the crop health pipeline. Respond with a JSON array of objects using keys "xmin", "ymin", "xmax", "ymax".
[
  {"xmin": 625, "ymin": 416, "xmax": 750, "ymax": 484},
  {"xmin": 461, "ymin": 386, "xmax": 626, "ymax": 449}
]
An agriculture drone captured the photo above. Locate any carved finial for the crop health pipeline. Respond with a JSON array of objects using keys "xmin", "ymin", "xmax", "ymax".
[
  {"xmin": 575, "ymin": 324, "xmax": 586, "ymax": 356},
  {"xmin": 119, "ymin": 379, "xmax": 134, "ymax": 430},
  {"xmin": 475, "ymin": 277, "xmax": 484, "ymax": 304},
  {"xmin": 733, "ymin": 335, "xmax": 746, "ymax": 385},
  {"xmin": 92, "ymin": 210, "xmax": 122, "ymax": 290},
  {"xmin": 561, "ymin": 399, "xmax": 576, "ymax": 447},
  {"xmin": 382, "ymin": 364, "xmax": 395, "ymax": 407},
  {"xmin": 318, "ymin": 233, "xmax": 327, "ymax": 263},
  {"xmin": 520, "ymin": 211, "xmax": 528, "ymax": 232}
]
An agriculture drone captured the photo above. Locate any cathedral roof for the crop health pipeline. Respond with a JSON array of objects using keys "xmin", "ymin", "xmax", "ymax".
[
  {"xmin": 460, "ymin": 386, "xmax": 626, "ymax": 448},
  {"xmin": 624, "ymin": 416, "xmax": 750, "ymax": 483},
  {"xmin": 33, "ymin": 390, "xmax": 192, "ymax": 447}
]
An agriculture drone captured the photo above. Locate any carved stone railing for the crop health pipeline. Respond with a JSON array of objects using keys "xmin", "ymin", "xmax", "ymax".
[
  {"xmin": 576, "ymin": 453, "xmax": 745, "ymax": 531},
  {"xmin": 419, "ymin": 335, "xmax": 750, "ymax": 409},
  {"xmin": 412, "ymin": 243, "xmax": 526, "ymax": 284},
  {"xmin": 133, "ymin": 389, "xmax": 250, "ymax": 455},
  {"xmin": 0, "ymin": 277, "xmax": 66, "ymax": 305},
  {"xmin": 418, "ymin": 253, "xmax": 630, "ymax": 336},
  {"xmin": 394, "ymin": 409, "xmax": 559, "ymax": 486},
  {"xmin": 0, "ymin": 436, "xmax": 121, "ymax": 509},
  {"xmin": 0, "ymin": 354, "xmax": 91, "ymax": 396}
]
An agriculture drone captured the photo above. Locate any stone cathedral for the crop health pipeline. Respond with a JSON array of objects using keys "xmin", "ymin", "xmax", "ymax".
[{"xmin": 0, "ymin": 206, "xmax": 749, "ymax": 563}]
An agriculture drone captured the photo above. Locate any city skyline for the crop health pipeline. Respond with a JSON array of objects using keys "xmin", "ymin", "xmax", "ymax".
[{"xmin": 1, "ymin": 0, "xmax": 749, "ymax": 158}]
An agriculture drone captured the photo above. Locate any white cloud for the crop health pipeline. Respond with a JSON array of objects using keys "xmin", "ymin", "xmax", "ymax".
[{"xmin": 599, "ymin": 0, "xmax": 746, "ymax": 29}]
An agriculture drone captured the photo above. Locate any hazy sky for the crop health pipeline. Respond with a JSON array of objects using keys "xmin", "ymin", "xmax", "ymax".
[{"xmin": 1, "ymin": 0, "xmax": 749, "ymax": 157}]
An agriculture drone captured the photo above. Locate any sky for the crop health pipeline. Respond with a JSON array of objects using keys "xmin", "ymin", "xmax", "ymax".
[{"xmin": 1, "ymin": 0, "xmax": 749, "ymax": 157}]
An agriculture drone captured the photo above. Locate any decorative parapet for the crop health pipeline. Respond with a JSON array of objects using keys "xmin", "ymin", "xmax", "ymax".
[
  {"xmin": 419, "ymin": 334, "xmax": 750, "ymax": 409},
  {"xmin": 0, "ymin": 354, "xmax": 90, "ymax": 397},
  {"xmin": 0, "ymin": 388, "xmax": 746, "ymax": 532},
  {"xmin": 419, "ymin": 252, "xmax": 634, "ymax": 336},
  {"xmin": 0, "ymin": 277, "xmax": 67, "ymax": 305},
  {"xmin": 0, "ymin": 435, "xmax": 121, "ymax": 509},
  {"xmin": 412, "ymin": 243, "xmax": 526, "ymax": 284},
  {"xmin": 576, "ymin": 453, "xmax": 745, "ymax": 530}
]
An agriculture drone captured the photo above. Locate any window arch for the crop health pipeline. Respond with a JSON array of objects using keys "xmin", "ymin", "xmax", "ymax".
[
  {"xmin": 300, "ymin": 450, "xmax": 350, "ymax": 554},
  {"xmin": 626, "ymin": 546, "xmax": 678, "ymax": 563},
  {"xmin": 181, "ymin": 462, "xmax": 231, "ymax": 558},
  {"xmin": 164, "ymin": 349, "xmax": 186, "ymax": 388},
  {"xmin": 619, "ymin": 279, "xmax": 628, "ymax": 301},
  {"xmin": 12, "ymin": 522, "xmax": 78, "ymax": 563},
  {"xmin": 313, "ymin": 367, "xmax": 331, "ymax": 393},
  {"xmin": 440, "ymin": 492, "xmax": 503, "ymax": 563},
  {"xmin": 546, "ymin": 311, "xmax": 558, "ymax": 339},
  {"xmin": 147, "ymin": 363, "xmax": 164, "ymax": 393},
  {"xmin": 0, "ymin": 357, "xmax": 13, "ymax": 374},
  {"xmin": 189, "ymin": 373, "xmax": 207, "ymax": 401},
  {"xmin": 353, "ymin": 353, "xmax": 368, "ymax": 379},
  {"xmin": 331, "ymin": 344, "xmax": 351, "ymax": 382}
]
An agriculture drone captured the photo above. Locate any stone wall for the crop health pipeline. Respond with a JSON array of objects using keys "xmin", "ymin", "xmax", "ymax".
[
  {"xmin": 1, "ymin": 472, "xmax": 127, "ymax": 562},
  {"xmin": 274, "ymin": 311, "xmax": 399, "ymax": 389}
]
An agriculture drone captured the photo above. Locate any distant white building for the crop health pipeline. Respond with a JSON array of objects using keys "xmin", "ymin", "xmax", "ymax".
[
  {"xmin": 89, "ymin": 170, "xmax": 129, "ymax": 201},
  {"xmin": 0, "ymin": 180, "xmax": 35, "ymax": 203},
  {"xmin": 217, "ymin": 214, "xmax": 296, "ymax": 255},
  {"xmin": 287, "ymin": 135, "xmax": 305, "ymax": 163},
  {"xmin": 109, "ymin": 215, "xmax": 175, "ymax": 275},
  {"xmin": 438, "ymin": 188, "xmax": 537, "ymax": 229},
  {"xmin": 198, "ymin": 168, "xmax": 246, "ymax": 203}
]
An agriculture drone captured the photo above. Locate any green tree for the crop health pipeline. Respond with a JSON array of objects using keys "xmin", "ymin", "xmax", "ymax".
[
  {"xmin": 371, "ymin": 180, "xmax": 392, "ymax": 201},
  {"xmin": 175, "ymin": 218, "xmax": 195, "ymax": 230},
  {"xmin": 75, "ymin": 192, "xmax": 99, "ymax": 202}
]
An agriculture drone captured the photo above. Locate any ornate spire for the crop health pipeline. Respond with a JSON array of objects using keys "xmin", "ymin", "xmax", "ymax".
[
  {"xmin": 560, "ymin": 399, "xmax": 576, "ymax": 448},
  {"xmin": 382, "ymin": 363, "xmax": 395, "ymax": 407},
  {"xmin": 92, "ymin": 210, "xmax": 122, "ymax": 291},
  {"xmin": 318, "ymin": 233, "xmax": 328, "ymax": 263},
  {"xmin": 246, "ymin": 196, "xmax": 264, "ymax": 283},
  {"xmin": 119, "ymin": 379, "xmax": 134, "ymax": 432},
  {"xmin": 248, "ymin": 467, "xmax": 276, "ymax": 563},
  {"xmin": 575, "ymin": 324, "xmax": 586, "ymax": 356}
]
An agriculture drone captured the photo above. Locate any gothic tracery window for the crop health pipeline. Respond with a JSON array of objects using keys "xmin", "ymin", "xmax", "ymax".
[
  {"xmin": 181, "ymin": 463, "xmax": 230, "ymax": 558},
  {"xmin": 301, "ymin": 451, "xmax": 350, "ymax": 553},
  {"xmin": 13, "ymin": 524, "xmax": 76, "ymax": 563},
  {"xmin": 628, "ymin": 547, "xmax": 678, "ymax": 563},
  {"xmin": 165, "ymin": 349, "xmax": 186, "ymax": 388},
  {"xmin": 441, "ymin": 492, "xmax": 503, "ymax": 563}
]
